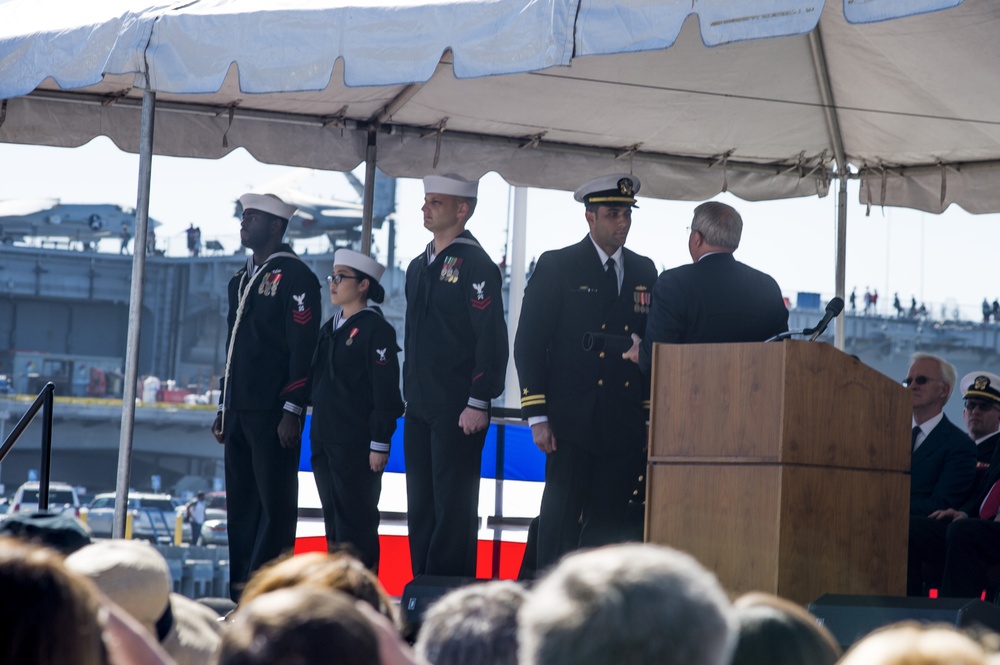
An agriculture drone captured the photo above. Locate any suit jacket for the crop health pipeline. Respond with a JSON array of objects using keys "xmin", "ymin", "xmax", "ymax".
[
  {"xmin": 514, "ymin": 236, "xmax": 657, "ymax": 453},
  {"xmin": 910, "ymin": 414, "xmax": 977, "ymax": 516},
  {"xmin": 975, "ymin": 431, "xmax": 1000, "ymax": 467},
  {"xmin": 638, "ymin": 252, "xmax": 788, "ymax": 374}
]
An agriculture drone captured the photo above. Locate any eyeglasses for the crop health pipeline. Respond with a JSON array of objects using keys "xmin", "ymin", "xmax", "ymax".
[
  {"xmin": 965, "ymin": 399, "xmax": 999, "ymax": 412},
  {"xmin": 326, "ymin": 274, "xmax": 359, "ymax": 285},
  {"xmin": 902, "ymin": 375, "xmax": 943, "ymax": 387}
]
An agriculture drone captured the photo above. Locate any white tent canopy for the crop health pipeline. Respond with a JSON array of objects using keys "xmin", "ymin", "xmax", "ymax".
[
  {"xmin": 1, "ymin": 0, "xmax": 994, "ymax": 531},
  {"xmin": 3, "ymin": 0, "xmax": 997, "ymax": 213}
]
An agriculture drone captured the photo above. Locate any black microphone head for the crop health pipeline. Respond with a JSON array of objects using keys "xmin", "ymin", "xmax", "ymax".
[{"xmin": 826, "ymin": 297, "xmax": 845, "ymax": 315}]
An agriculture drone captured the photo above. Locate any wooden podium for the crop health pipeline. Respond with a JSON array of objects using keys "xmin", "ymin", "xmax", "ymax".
[{"xmin": 646, "ymin": 341, "xmax": 911, "ymax": 605}]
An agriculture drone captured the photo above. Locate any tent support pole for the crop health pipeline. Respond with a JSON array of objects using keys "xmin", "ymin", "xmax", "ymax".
[
  {"xmin": 834, "ymin": 176, "xmax": 847, "ymax": 351},
  {"xmin": 504, "ymin": 187, "xmax": 528, "ymax": 410},
  {"xmin": 361, "ymin": 129, "xmax": 377, "ymax": 256},
  {"xmin": 113, "ymin": 89, "xmax": 155, "ymax": 538}
]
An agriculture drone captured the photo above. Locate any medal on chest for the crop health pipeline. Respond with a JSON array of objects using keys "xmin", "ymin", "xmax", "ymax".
[
  {"xmin": 440, "ymin": 257, "xmax": 463, "ymax": 283},
  {"xmin": 633, "ymin": 285, "xmax": 651, "ymax": 314},
  {"xmin": 346, "ymin": 327, "xmax": 359, "ymax": 346}
]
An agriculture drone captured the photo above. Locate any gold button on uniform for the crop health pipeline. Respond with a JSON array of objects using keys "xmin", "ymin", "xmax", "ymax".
[
  {"xmin": 599, "ymin": 352, "xmax": 605, "ymax": 359},
  {"xmin": 624, "ymin": 381, "xmax": 630, "ymax": 387},
  {"xmin": 601, "ymin": 323, "xmax": 607, "ymax": 330},
  {"xmin": 598, "ymin": 380, "xmax": 603, "ymax": 386}
]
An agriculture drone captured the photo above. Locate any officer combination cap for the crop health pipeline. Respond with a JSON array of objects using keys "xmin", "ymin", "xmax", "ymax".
[
  {"xmin": 238, "ymin": 193, "xmax": 298, "ymax": 221},
  {"xmin": 423, "ymin": 174, "xmax": 479, "ymax": 198},
  {"xmin": 961, "ymin": 371, "xmax": 1000, "ymax": 405},
  {"xmin": 574, "ymin": 173, "xmax": 641, "ymax": 207},
  {"xmin": 334, "ymin": 249, "xmax": 386, "ymax": 283}
]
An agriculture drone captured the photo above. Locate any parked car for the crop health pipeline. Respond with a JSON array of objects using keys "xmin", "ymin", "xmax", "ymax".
[
  {"xmin": 203, "ymin": 491, "xmax": 226, "ymax": 520},
  {"xmin": 7, "ymin": 481, "xmax": 80, "ymax": 517},
  {"xmin": 198, "ymin": 518, "xmax": 228, "ymax": 546},
  {"xmin": 195, "ymin": 491, "xmax": 227, "ymax": 546},
  {"xmin": 84, "ymin": 492, "xmax": 190, "ymax": 543}
]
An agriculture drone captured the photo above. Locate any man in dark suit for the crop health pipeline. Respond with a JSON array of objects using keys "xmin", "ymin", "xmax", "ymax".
[
  {"xmin": 514, "ymin": 173, "xmax": 657, "ymax": 573},
  {"xmin": 907, "ymin": 354, "xmax": 977, "ymax": 519},
  {"xmin": 905, "ymin": 357, "xmax": 979, "ymax": 596},
  {"xmin": 628, "ymin": 201, "xmax": 788, "ymax": 375}
]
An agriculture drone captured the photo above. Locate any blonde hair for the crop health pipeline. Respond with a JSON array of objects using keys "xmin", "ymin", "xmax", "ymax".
[
  {"xmin": 840, "ymin": 623, "xmax": 991, "ymax": 665},
  {"xmin": 241, "ymin": 551, "xmax": 398, "ymax": 627}
]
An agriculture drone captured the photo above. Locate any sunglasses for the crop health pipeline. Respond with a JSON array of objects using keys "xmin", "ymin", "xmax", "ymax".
[
  {"xmin": 326, "ymin": 274, "xmax": 359, "ymax": 285},
  {"xmin": 902, "ymin": 375, "xmax": 943, "ymax": 387},
  {"xmin": 965, "ymin": 399, "xmax": 999, "ymax": 412}
]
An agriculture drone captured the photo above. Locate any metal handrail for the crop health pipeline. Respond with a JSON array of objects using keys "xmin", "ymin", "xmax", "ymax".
[{"xmin": 0, "ymin": 382, "xmax": 56, "ymax": 510}]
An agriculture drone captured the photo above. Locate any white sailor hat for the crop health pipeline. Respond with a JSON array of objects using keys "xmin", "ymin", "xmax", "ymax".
[
  {"xmin": 334, "ymin": 249, "xmax": 385, "ymax": 283},
  {"xmin": 238, "ymin": 193, "xmax": 298, "ymax": 220},
  {"xmin": 961, "ymin": 371, "xmax": 1000, "ymax": 405},
  {"xmin": 573, "ymin": 173, "xmax": 641, "ymax": 207},
  {"xmin": 423, "ymin": 174, "xmax": 479, "ymax": 198}
]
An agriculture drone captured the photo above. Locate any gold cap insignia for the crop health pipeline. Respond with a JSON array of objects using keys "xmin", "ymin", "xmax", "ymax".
[{"xmin": 975, "ymin": 376, "xmax": 991, "ymax": 391}]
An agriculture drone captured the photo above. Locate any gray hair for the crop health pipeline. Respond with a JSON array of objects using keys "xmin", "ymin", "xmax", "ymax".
[
  {"xmin": 518, "ymin": 544, "xmax": 736, "ymax": 665},
  {"xmin": 910, "ymin": 352, "xmax": 957, "ymax": 402},
  {"xmin": 692, "ymin": 201, "xmax": 742, "ymax": 249},
  {"xmin": 416, "ymin": 581, "xmax": 527, "ymax": 665}
]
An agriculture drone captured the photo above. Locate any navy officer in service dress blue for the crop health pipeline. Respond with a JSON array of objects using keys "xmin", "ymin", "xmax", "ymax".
[
  {"xmin": 514, "ymin": 173, "xmax": 658, "ymax": 573},
  {"xmin": 403, "ymin": 174, "xmax": 509, "ymax": 578},
  {"xmin": 212, "ymin": 193, "xmax": 321, "ymax": 600},
  {"xmin": 308, "ymin": 249, "xmax": 403, "ymax": 571}
]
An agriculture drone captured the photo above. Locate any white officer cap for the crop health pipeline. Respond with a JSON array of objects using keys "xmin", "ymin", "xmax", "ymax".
[
  {"xmin": 961, "ymin": 371, "xmax": 1000, "ymax": 405},
  {"xmin": 333, "ymin": 249, "xmax": 385, "ymax": 283},
  {"xmin": 238, "ymin": 193, "xmax": 298, "ymax": 220},
  {"xmin": 423, "ymin": 174, "xmax": 479, "ymax": 198},
  {"xmin": 573, "ymin": 173, "xmax": 641, "ymax": 207}
]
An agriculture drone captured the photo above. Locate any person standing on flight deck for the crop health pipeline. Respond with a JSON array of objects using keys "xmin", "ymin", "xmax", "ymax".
[
  {"xmin": 212, "ymin": 193, "xmax": 321, "ymax": 601},
  {"xmin": 308, "ymin": 249, "xmax": 403, "ymax": 571},
  {"xmin": 515, "ymin": 173, "xmax": 657, "ymax": 574},
  {"xmin": 403, "ymin": 174, "xmax": 509, "ymax": 578}
]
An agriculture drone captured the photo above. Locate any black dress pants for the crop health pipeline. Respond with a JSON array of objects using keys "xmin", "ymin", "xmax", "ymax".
[
  {"xmin": 404, "ymin": 404, "xmax": 486, "ymax": 578},
  {"xmin": 941, "ymin": 518, "xmax": 1000, "ymax": 598},
  {"xmin": 311, "ymin": 439, "xmax": 382, "ymax": 570},
  {"xmin": 224, "ymin": 409, "xmax": 300, "ymax": 601},
  {"xmin": 535, "ymin": 439, "xmax": 641, "ymax": 574}
]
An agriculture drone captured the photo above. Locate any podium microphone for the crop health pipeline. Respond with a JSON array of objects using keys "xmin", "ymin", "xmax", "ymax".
[
  {"xmin": 807, "ymin": 296, "xmax": 844, "ymax": 341},
  {"xmin": 765, "ymin": 296, "xmax": 845, "ymax": 342}
]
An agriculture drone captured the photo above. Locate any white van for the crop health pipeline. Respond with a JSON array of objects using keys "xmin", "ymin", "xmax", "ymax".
[{"xmin": 7, "ymin": 481, "xmax": 81, "ymax": 517}]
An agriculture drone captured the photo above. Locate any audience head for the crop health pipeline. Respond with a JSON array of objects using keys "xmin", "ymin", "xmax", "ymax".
[
  {"xmin": 65, "ymin": 538, "xmax": 222, "ymax": 665},
  {"xmin": 241, "ymin": 551, "xmax": 399, "ymax": 627},
  {"xmin": 730, "ymin": 592, "xmax": 841, "ymax": 665},
  {"xmin": 906, "ymin": 352, "xmax": 957, "ymax": 418},
  {"xmin": 218, "ymin": 587, "xmax": 380, "ymax": 665},
  {"xmin": 960, "ymin": 371, "xmax": 1000, "ymax": 440},
  {"xmin": 839, "ymin": 622, "xmax": 994, "ymax": 665},
  {"xmin": 0, "ymin": 510, "xmax": 92, "ymax": 554},
  {"xmin": 689, "ymin": 202, "xmax": 743, "ymax": 259},
  {"xmin": 518, "ymin": 543, "xmax": 735, "ymax": 665},
  {"xmin": 0, "ymin": 536, "xmax": 107, "ymax": 665},
  {"xmin": 415, "ymin": 580, "xmax": 526, "ymax": 665}
]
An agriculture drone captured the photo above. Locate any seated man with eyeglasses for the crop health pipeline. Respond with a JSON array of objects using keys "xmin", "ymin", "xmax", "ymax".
[{"xmin": 905, "ymin": 359, "xmax": 981, "ymax": 596}]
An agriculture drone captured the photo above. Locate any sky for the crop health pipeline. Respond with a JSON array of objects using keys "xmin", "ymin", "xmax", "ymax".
[{"xmin": 2, "ymin": 137, "xmax": 998, "ymax": 321}]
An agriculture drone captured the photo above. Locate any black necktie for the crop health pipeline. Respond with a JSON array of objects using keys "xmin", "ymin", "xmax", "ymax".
[
  {"xmin": 604, "ymin": 258, "xmax": 618, "ymax": 314},
  {"xmin": 911, "ymin": 425, "xmax": 921, "ymax": 450}
]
